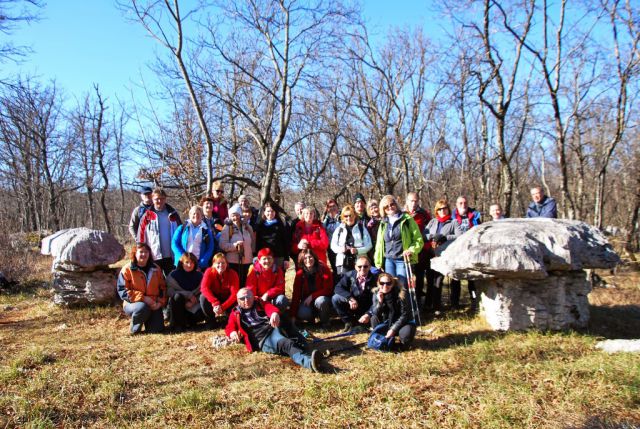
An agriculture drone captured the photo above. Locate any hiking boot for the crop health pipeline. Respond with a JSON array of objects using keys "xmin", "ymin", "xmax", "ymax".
[
  {"xmin": 342, "ymin": 322, "xmax": 353, "ymax": 333},
  {"xmin": 310, "ymin": 349, "xmax": 321, "ymax": 373}
]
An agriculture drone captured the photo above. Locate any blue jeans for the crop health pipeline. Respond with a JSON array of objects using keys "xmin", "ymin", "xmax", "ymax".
[
  {"xmin": 123, "ymin": 301, "xmax": 164, "ymax": 334},
  {"xmin": 261, "ymin": 327, "xmax": 311, "ymax": 368},
  {"xmin": 272, "ymin": 294, "xmax": 290, "ymax": 312},
  {"xmin": 384, "ymin": 258, "xmax": 407, "ymax": 288},
  {"xmin": 296, "ymin": 296, "xmax": 332, "ymax": 324}
]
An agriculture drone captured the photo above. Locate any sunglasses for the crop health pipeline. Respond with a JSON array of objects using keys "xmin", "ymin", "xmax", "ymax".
[
  {"xmin": 379, "ymin": 281, "xmax": 393, "ymax": 286},
  {"xmin": 238, "ymin": 296, "xmax": 251, "ymax": 301},
  {"xmin": 356, "ymin": 265, "xmax": 370, "ymax": 269}
]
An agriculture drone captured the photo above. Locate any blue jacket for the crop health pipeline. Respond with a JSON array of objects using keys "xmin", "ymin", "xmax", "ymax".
[
  {"xmin": 171, "ymin": 222, "xmax": 215, "ymax": 270},
  {"xmin": 526, "ymin": 196, "xmax": 557, "ymax": 218}
]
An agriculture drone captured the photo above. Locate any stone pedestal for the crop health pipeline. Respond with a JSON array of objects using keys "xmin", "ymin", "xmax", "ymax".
[
  {"xmin": 41, "ymin": 228, "xmax": 125, "ymax": 306},
  {"xmin": 431, "ymin": 219, "xmax": 619, "ymax": 332},
  {"xmin": 477, "ymin": 271, "xmax": 591, "ymax": 331}
]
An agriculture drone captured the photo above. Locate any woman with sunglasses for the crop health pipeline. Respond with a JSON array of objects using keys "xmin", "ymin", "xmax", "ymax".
[
  {"xmin": 359, "ymin": 272, "xmax": 416, "ymax": 349},
  {"xmin": 423, "ymin": 199, "xmax": 462, "ymax": 312},
  {"xmin": 330, "ymin": 204, "xmax": 372, "ymax": 278},
  {"xmin": 209, "ymin": 180, "xmax": 228, "ymax": 227},
  {"xmin": 373, "ymin": 195, "xmax": 424, "ymax": 287}
]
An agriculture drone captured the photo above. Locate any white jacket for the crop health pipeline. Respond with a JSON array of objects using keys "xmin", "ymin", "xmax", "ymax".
[
  {"xmin": 219, "ymin": 221, "xmax": 255, "ymax": 264},
  {"xmin": 330, "ymin": 222, "xmax": 372, "ymax": 267}
]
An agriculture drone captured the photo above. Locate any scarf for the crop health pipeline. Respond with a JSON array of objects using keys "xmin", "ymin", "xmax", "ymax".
[{"xmin": 436, "ymin": 214, "xmax": 451, "ymax": 223}]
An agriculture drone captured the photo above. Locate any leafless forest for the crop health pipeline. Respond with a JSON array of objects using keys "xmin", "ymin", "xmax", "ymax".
[{"xmin": 1, "ymin": 0, "xmax": 638, "ymax": 251}]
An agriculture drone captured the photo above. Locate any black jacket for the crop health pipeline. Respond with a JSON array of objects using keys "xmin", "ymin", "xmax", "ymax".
[{"xmin": 334, "ymin": 270, "xmax": 376, "ymax": 304}]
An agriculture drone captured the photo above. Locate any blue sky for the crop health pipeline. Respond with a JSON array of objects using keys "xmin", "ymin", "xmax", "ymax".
[{"xmin": 6, "ymin": 1, "xmax": 433, "ymax": 103}]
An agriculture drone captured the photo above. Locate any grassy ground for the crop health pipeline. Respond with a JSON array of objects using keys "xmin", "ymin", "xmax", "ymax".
[{"xmin": 0, "ymin": 254, "xmax": 639, "ymax": 428}]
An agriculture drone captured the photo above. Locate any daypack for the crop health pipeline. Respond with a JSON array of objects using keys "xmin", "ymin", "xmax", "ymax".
[{"xmin": 367, "ymin": 321, "xmax": 395, "ymax": 352}]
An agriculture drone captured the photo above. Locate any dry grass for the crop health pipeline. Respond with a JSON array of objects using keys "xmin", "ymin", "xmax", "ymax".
[{"xmin": 0, "ymin": 254, "xmax": 639, "ymax": 428}]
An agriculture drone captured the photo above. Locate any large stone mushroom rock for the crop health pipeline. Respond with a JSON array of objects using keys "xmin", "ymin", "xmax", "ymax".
[
  {"xmin": 41, "ymin": 228, "xmax": 126, "ymax": 306},
  {"xmin": 431, "ymin": 219, "xmax": 620, "ymax": 331}
]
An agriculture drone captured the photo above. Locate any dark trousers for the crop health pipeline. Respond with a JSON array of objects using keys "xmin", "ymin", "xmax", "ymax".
[
  {"xmin": 331, "ymin": 294, "xmax": 369, "ymax": 323},
  {"xmin": 168, "ymin": 294, "xmax": 204, "ymax": 329},
  {"xmin": 412, "ymin": 258, "xmax": 429, "ymax": 305},
  {"xmin": 449, "ymin": 280, "xmax": 477, "ymax": 307},
  {"xmin": 228, "ymin": 263, "xmax": 249, "ymax": 289},
  {"xmin": 426, "ymin": 271, "xmax": 445, "ymax": 311},
  {"xmin": 199, "ymin": 295, "xmax": 230, "ymax": 328},
  {"xmin": 370, "ymin": 315, "xmax": 416, "ymax": 346},
  {"xmin": 155, "ymin": 258, "xmax": 175, "ymax": 276}
]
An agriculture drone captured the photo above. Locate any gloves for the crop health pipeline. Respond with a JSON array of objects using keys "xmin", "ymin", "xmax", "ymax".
[{"xmin": 432, "ymin": 234, "xmax": 446, "ymax": 244}]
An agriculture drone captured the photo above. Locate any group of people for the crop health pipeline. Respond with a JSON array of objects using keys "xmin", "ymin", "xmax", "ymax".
[{"xmin": 117, "ymin": 182, "xmax": 558, "ymax": 370}]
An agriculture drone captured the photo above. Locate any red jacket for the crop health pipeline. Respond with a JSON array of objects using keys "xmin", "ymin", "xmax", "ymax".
[
  {"xmin": 225, "ymin": 299, "xmax": 279, "ymax": 352},
  {"xmin": 291, "ymin": 220, "xmax": 329, "ymax": 264},
  {"xmin": 291, "ymin": 262, "xmax": 334, "ymax": 317},
  {"xmin": 245, "ymin": 260, "xmax": 285, "ymax": 300},
  {"xmin": 200, "ymin": 267, "xmax": 240, "ymax": 312}
]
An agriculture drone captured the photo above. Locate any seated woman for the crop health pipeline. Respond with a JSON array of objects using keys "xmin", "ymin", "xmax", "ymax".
[
  {"xmin": 359, "ymin": 272, "xmax": 416, "ymax": 349},
  {"xmin": 200, "ymin": 253, "xmax": 240, "ymax": 328},
  {"xmin": 117, "ymin": 242, "xmax": 167, "ymax": 334},
  {"xmin": 291, "ymin": 207, "xmax": 329, "ymax": 265},
  {"xmin": 171, "ymin": 205, "xmax": 215, "ymax": 271},
  {"xmin": 245, "ymin": 248, "xmax": 288, "ymax": 311},
  {"xmin": 330, "ymin": 204, "xmax": 372, "ymax": 279},
  {"xmin": 166, "ymin": 252, "xmax": 205, "ymax": 331},
  {"xmin": 423, "ymin": 199, "xmax": 462, "ymax": 312},
  {"xmin": 254, "ymin": 202, "xmax": 290, "ymax": 271},
  {"xmin": 291, "ymin": 249, "xmax": 334, "ymax": 328},
  {"xmin": 219, "ymin": 204, "xmax": 254, "ymax": 288}
]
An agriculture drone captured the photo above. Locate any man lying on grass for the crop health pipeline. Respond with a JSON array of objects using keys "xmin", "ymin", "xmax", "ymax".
[{"xmin": 226, "ymin": 288, "xmax": 322, "ymax": 372}]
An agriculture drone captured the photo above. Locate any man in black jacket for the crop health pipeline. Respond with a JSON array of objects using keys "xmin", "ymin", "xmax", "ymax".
[{"xmin": 331, "ymin": 255, "xmax": 377, "ymax": 332}]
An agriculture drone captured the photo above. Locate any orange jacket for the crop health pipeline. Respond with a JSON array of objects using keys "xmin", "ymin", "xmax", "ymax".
[{"xmin": 117, "ymin": 262, "xmax": 167, "ymax": 307}]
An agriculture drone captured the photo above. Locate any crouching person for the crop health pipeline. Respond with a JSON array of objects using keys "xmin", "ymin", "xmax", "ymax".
[
  {"xmin": 246, "ymin": 248, "xmax": 289, "ymax": 311},
  {"xmin": 359, "ymin": 273, "xmax": 416, "ymax": 350},
  {"xmin": 117, "ymin": 242, "xmax": 167, "ymax": 334},
  {"xmin": 226, "ymin": 288, "xmax": 322, "ymax": 372},
  {"xmin": 331, "ymin": 255, "xmax": 377, "ymax": 332},
  {"xmin": 165, "ymin": 252, "xmax": 205, "ymax": 331}
]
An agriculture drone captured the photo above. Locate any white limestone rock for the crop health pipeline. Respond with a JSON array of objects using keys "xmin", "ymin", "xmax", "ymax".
[
  {"xmin": 52, "ymin": 270, "xmax": 118, "ymax": 306},
  {"xmin": 41, "ymin": 228, "xmax": 125, "ymax": 272},
  {"xmin": 478, "ymin": 271, "xmax": 591, "ymax": 331},
  {"xmin": 595, "ymin": 339, "xmax": 640, "ymax": 354},
  {"xmin": 431, "ymin": 218, "xmax": 620, "ymax": 281}
]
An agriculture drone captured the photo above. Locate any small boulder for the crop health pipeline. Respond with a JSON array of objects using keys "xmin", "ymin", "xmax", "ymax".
[{"xmin": 41, "ymin": 228, "xmax": 125, "ymax": 272}]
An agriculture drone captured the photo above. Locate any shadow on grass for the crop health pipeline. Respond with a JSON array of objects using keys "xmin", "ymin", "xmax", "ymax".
[
  {"xmin": 564, "ymin": 414, "xmax": 640, "ymax": 429},
  {"xmin": 414, "ymin": 329, "xmax": 503, "ymax": 351},
  {"xmin": 0, "ymin": 280, "xmax": 48, "ymax": 296},
  {"xmin": 587, "ymin": 304, "xmax": 640, "ymax": 339}
]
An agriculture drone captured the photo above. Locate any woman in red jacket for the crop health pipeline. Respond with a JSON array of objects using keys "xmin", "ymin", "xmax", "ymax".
[
  {"xmin": 291, "ymin": 207, "xmax": 329, "ymax": 265},
  {"xmin": 199, "ymin": 253, "xmax": 240, "ymax": 328},
  {"xmin": 291, "ymin": 249, "xmax": 334, "ymax": 328}
]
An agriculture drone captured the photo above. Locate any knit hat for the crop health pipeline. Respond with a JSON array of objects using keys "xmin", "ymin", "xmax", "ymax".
[
  {"xmin": 353, "ymin": 192, "xmax": 366, "ymax": 204},
  {"xmin": 229, "ymin": 204, "xmax": 242, "ymax": 217},
  {"xmin": 257, "ymin": 248, "xmax": 273, "ymax": 259},
  {"xmin": 138, "ymin": 186, "xmax": 153, "ymax": 194}
]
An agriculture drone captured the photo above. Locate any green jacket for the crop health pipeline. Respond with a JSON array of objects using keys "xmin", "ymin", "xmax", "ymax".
[{"xmin": 374, "ymin": 213, "xmax": 424, "ymax": 268}]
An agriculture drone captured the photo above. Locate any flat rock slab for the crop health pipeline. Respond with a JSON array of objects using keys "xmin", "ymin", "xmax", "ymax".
[
  {"xmin": 595, "ymin": 339, "xmax": 640, "ymax": 354},
  {"xmin": 431, "ymin": 219, "xmax": 620, "ymax": 281},
  {"xmin": 41, "ymin": 228, "xmax": 125, "ymax": 271}
]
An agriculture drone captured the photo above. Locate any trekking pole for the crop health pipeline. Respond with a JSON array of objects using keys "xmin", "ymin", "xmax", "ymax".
[
  {"xmin": 311, "ymin": 330, "xmax": 360, "ymax": 344},
  {"xmin": 403, "ymin": 253, "xmax": 423, "ymax": 328}
]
